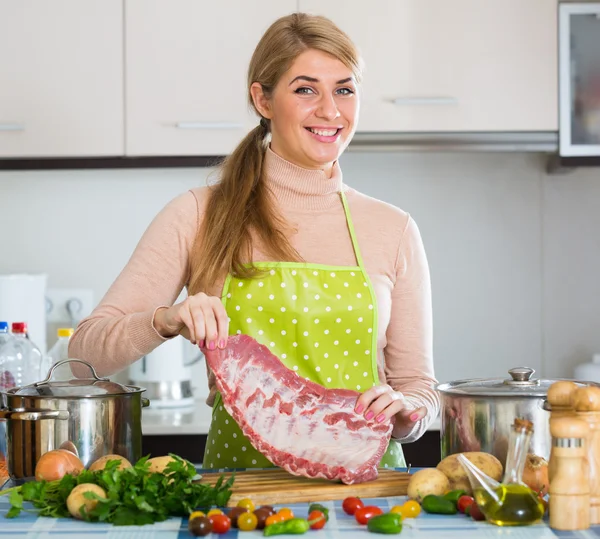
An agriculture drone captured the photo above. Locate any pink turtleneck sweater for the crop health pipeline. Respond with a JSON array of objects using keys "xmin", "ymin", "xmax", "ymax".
[{"xmin": 69, "ymin": 148, "xmax": 440, "ymax": 443}]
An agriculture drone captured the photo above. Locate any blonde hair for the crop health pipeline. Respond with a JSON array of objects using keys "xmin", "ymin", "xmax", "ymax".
[{"xmin": 188, "ymin": 13, "xmax": 362, "ymax": 295}]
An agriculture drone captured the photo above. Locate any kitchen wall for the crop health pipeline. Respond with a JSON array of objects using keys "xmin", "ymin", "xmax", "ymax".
[{"xmin": 1, "ymin": 151, "xmax": 599, "ymax": 386}]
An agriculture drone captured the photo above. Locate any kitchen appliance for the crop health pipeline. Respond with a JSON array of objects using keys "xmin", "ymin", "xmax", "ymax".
[
  {"xmin": 128, "ymin": 335, "xmax": 201, "ymax": 408},
  {"xmin": 0, "ymin": 359, "xmax": 149, "ymax": 481},
  {"xmin": 436, "ymin": 367, "xmax": 593, "ymax": 467},
  {"xmin": 0, "ymin": 274, "xmax": 47, "ymax": 354}
]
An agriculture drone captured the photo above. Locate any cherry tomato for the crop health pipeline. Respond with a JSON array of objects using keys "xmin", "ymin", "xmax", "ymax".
[
  {"xmin": 457, "ymin": 495, "xmax": 475, "ymax": 514},
  {"xmin": 208, "ymin": 514, "xmax": 231, "ymax": 534},
  {"xmin": 355, "ymin": 505, "xmax": 383, "ymax": 525},
  {"xmin": 468, "ymin": 502, "xmax": 486, "ymax": 521},
  {"xmin": 265, "ymin": 513, "xmax": 285, "ymax": 527},
  {"xmin": 308, "ymin": 510, "xmax": 326, "ymax": 530},
  {"xmin": 188, "ymin": 516, "xmax": 212, "ymax": 537},
  {"xmin": 207, "ymin": 508, "xmax": 223, "ymax": 517},
  {"xmin": 237, "ymin": 512, "xmax": 258, "ymax": 531},
  {"xmin": 237, "ymin": 498, "xmax": 255, "ymax": 512},
  {"xmin": 277, "ymin": 508, "xmax": 294, "ymax": 521},
  {"xmin": 342, "ymin": 496, "xmax": 365, "ymax": 515},
  {"xmin": 189, "ymin": 510, "xmax": 206, "ymax": 520},
  {"xmin": 398, "ymin": 500, "xmax": 421, "ymax": 518}
]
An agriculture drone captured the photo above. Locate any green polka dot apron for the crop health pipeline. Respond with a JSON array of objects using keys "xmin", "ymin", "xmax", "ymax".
[{"xmin": 203, "ymin": 191, "xmax": 405, "ymax": 470}]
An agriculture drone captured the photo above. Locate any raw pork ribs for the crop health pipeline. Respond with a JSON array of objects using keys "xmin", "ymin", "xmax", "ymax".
[{"xmin": 204, "ymin": 334, "xmax": 393, "ymax": 484}]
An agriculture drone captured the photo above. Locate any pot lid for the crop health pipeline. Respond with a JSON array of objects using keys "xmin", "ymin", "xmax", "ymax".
[
  {"xmin": 11, "ymin": 359, "xmax": 140, "ymax": 398},
  {"xmin": 436, "ymin": 367, "xmax": 586, "ymax": 397}
]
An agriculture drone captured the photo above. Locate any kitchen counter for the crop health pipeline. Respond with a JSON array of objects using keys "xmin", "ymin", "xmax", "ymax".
[
  {"xmin": 141, "ymin": 399, "xmax": 442, "ymax": 436},
  {"xmin": 0, "ymin": 467, "xmax": 596, "ymax": 538}
]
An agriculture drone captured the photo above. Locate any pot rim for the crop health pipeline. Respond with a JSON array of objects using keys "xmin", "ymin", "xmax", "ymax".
[
  {"xmin": 2, "ymin": 385, "xmax": 147, "ymax": 399},
  {"xmin": 435, "ymin": 376, "xmax": 592, "ymax": 397}
]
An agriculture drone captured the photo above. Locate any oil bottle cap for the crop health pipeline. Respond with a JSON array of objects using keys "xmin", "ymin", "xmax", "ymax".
[
  {"xmin": 57, "ymin": 328, "xmax": 74, "ymax": 338},
  {"xmin": 11, "ymin": 322, "xmax": 27, "ymax": 334},
  {"xmin": 0, "ymin": 321, "xmax": 8, "ymax": 332}
]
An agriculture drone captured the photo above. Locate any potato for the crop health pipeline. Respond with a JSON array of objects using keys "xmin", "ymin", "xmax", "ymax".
[
  {"xmin": 66, "ymin": 483, "xmax": 107, "ymax": 519},
  {"xmin": 88, "ymin": 454, "xmax": 132, "ymax": 472},
  {"xmin": 407, "ymin": 468, "xmax": 450, "ymax": 503},
  {"xmin": 147, "ymin": 455, "xmax": 178, "ymax": 473},
  {"xmin": 437, "ymin": 452, "xmax": 503, "ymax": 494}
]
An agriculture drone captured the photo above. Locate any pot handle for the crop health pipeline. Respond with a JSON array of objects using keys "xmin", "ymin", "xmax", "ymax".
[
  {"xmin": 142, "ymin": 398, "xmax": 150, "ymax": 408},
  {"xmin": 0, "ymin": 409, "xmax": 70, "ymax": 421},
  {"xmin": 36, "ymin": 359, "xmax": 109, "ymax": 386}
]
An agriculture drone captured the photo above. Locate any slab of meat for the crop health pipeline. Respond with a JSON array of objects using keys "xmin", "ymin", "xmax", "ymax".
[{"xmin": 204, "ymin": 334, "xmax": 394, "ymax": 484}]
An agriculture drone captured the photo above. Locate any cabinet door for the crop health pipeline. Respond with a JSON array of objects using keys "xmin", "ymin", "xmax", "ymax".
[
  {"xmin": 299, "ymin": 0, "xmax": 557, "ymax": 132},
  {"xmin": 0, "ymin": 1, "xmax": 123, "ymax": 157},
  {"xmin": 125, "ymin": 0, "xmax": 296, "ymax": 156}
]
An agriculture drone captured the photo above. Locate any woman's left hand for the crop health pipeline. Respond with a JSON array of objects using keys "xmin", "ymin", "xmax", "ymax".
[{"xmin": 354, "ymin": 384, "xmax": 427, "ymax": 438}]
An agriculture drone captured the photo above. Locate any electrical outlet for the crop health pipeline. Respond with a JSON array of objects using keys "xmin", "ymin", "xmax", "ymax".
[{"xmin": 46, "ymin": 288, "xmax": 94, "ymax": 325}]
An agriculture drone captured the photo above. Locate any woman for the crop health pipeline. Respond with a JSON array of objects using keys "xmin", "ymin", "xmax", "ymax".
[{"xmin": 70, "ymin": 13, "xmax": 440, "ymax": 469}]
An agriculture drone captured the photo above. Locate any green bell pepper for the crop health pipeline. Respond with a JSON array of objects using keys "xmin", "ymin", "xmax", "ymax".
[
  {"xmin": 421, "ymin": 494, "xmax": 458, "ymax": 515},
  {"xmin": 366, "ymin": 513, "xmax": 403, "ymax": 534},
  {"xmin": 443, "ymin": 489, "xmax": 467, "ymax": 504},
  {"xmin": 263, "ymin": 518, "xmax": 310, "ymax": 536}
]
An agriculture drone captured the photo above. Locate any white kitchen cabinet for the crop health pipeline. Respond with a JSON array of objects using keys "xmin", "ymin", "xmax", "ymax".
[
  {"xmin": 125, "ymin": 0, "xmax": 296, "ymax": 156},
  {"xmin": 0, "ymin": 1, "xmax": 123, "ymax": 157},
  {"xmin": 299, "ymin": 1, "xmax": 557, "ymax": 132}
]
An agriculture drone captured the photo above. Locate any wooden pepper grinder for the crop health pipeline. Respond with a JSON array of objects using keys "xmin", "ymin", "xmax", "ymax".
[
  {"xmin": 548, "ymin": 381, "xmax": 578, "ymax": 482},
  {"xmin": 549, "ymin": 416, "xmax": 590, "ymax": 530},
  {"xmin": 572, "ymin": 386, "xmax": 600, "ymax": 524}
]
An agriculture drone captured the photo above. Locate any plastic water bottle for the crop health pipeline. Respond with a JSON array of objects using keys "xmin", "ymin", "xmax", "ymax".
[
  {"xmin": 0, "ymin": 321, "xmax": 13, "ymax": 466},
  {"xmin": 0, "ymin": 322, "xmax": 44, "ymax": 389},
  {"xmin": 46, "ymin": 328, "xmax": 74, "ymax": 380}
]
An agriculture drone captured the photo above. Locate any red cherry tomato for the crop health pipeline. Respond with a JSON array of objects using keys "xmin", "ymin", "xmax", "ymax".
[
  {"xmin": 308, "ymin": 510, "xmax": 326, "ymax": 530},
  {"xmin": 457, "ymin": 495, "xmax": 475, "ymax": 514},
  {"xmin": 354, "ymin": 505, "xmax": 383, "ymax": 525},
  {"xmin": 342, "ymin": 496, "xmax": 365, "ymax": 515},
  {"xmin": 209, "ymin": 514, "xmax": 232, "ymax": 534},
  {"xmin": 468, "ymin": 502, "xmax": 486, "ymax": 521}
]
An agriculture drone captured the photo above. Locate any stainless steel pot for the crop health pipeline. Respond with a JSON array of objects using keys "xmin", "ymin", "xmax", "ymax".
[
  {"xmin": 0, "ymin": 359, "xmax": 149, "ymax": 480},
  {"xmin": 436, "ymin": 367, "xmax": 590, "ymax": 467}
]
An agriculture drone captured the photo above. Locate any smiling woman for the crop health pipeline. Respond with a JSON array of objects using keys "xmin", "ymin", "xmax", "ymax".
[{"xmin": 69, "ymin": 13, "xmax": 440, "ymax": 473}]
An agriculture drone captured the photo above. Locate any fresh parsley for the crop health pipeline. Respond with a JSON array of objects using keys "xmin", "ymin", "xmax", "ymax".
[{"xmin": 2, "ymin": 454, "xmax": 233, "ymax": 526}]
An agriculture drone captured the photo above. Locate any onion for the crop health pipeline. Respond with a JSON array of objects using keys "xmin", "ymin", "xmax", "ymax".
[
  {"xmin": 35, "ymin": 449, "xmax": 84, "ymax": 481},
  {"xmin": 522, "ymin": 453, "xmax": 549, "ymax": 497}
]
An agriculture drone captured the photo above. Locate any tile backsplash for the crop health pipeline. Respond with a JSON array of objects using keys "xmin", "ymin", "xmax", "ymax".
[{"xmin": 1, "ymin": 151, "xmax": 600, "ymax": 385}]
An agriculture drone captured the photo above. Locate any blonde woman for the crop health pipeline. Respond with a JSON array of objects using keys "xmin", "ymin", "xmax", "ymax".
[{"xmin": 70, "ymin": 13, "xmax": 440, "ymax": 469}]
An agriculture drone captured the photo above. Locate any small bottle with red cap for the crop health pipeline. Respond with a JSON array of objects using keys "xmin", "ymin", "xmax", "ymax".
[{"xmin": 0, "ymin": 322, "xmax": 44, "ymax": 390}]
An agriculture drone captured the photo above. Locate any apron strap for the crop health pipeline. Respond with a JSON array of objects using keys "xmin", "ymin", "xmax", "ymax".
[{"xmin": 340, "ymin": 190, "xmax": 366, "ymax": 270}]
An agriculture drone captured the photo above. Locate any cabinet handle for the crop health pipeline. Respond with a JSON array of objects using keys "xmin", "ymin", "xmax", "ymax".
[
  {"xmin": 392, "ymin": 97, "xmax": 458, "ymax": 106},
  {"xmin": 0, "ymin": 123, "xmax": 25, "ymax": 131},
  {"xmin": 175, "ymin": 122, "xmax": 243, "ymax": 130}
]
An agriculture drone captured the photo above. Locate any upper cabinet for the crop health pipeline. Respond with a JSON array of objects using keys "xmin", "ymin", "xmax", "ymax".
[
  {"xmin": 125, "ymin": 0, "xmax": 296, "ymax": 156},
  {"xmin": 299, "ymin": 0, "xmax": 558, "ymax": 132},
  {"xmin": 0, "ymin": 1, "xmax": 123, "ymax": 158}
]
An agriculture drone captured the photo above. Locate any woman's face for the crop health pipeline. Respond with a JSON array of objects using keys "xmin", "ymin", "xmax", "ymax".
[{"xmin": 254, "ymin": 49, "xmax": 359, "ymax": 175}]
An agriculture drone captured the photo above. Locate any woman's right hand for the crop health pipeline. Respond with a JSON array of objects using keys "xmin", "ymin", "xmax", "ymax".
[{"xmin": 153, "ymin": 293, "xmax": 229, "ymax": 350}]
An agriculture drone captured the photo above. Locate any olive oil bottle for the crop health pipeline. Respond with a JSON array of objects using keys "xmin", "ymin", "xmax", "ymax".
[{"xmin": 458, "ymin": 418, "xmax": 545, "ymax": 526}]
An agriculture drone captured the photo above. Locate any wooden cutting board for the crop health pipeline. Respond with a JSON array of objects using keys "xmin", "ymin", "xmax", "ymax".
[{"xmin": 199, "ymin": 468, "xmax": 410, "ymax": 506}]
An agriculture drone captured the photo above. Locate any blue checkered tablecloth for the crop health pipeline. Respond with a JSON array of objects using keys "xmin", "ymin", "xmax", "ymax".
[{"xmin": 1, "ymin": 468, "xmax": 599, "ymax": 538}]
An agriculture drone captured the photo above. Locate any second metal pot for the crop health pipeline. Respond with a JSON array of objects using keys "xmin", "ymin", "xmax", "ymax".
[
  {"xmin": 0, "ymin": 359, "xmax": 149, "ymax": 480},
  {"xmin": 436, "ymin": 367, "xmax": 589, "ymax": 466}
]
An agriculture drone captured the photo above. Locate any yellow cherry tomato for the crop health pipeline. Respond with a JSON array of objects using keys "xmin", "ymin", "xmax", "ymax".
[
  {"xmin": 189, "ymin": 510, "xmax": 206, "ymax": 521},
  {"xmin": 400, "ymin": 500, "xmax": 421, "ymax": 519},
  {"xmin": 237, "ymin": 498, "xmax": 255, "ymax": 512},
  {"xmin": 238, "ymin": 511, "xmax": 258, "ymax": 531},
  {"xmin": 207, "ymin": 508, "xmax": 223, "ymax": 517},
  {"xmin": 390, "ymin": 506, "xmax": 404, "ymax": 517},
  {"xmin": 277, "ymin": 508, "xmax": 294, "ymax": 521}
]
